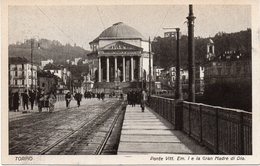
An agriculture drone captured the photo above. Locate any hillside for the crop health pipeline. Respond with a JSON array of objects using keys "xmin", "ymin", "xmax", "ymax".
[
  {"xmin": 9, "ymin": 39, "xmax": 90, "ymax": 64},
  {"xmin": 152, "ymin": 29, "xmax": 251, "ymax": 69}
]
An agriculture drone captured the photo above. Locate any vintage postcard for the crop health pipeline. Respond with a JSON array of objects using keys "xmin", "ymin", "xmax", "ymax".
[{"xmin": 1, "ymin": 0, "xmax": 260, "ymax": 165}]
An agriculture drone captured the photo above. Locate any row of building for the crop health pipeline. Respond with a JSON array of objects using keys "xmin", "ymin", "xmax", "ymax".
[
  {"xmin": 152, "ymin": 38, "xmax": 251, "ymax": 97},
  {"xmin": 8, "ymin": 56, "xmax": 94, "ymax": 94}
]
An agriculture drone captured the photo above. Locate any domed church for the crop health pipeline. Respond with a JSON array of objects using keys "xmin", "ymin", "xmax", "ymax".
[{"xmin": 88, "ymin": 22, "xmax": 153, "ymax": 91}]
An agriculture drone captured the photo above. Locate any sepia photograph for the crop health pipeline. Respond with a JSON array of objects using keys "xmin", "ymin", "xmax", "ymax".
[{"xmin": 1, "ymin": 0, "xmax": 260, "ymax": 165}]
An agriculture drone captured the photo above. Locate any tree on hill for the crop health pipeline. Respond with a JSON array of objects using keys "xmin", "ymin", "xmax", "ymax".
[
  {"xmin": 8, "ymin": 38, "xmax": 90, "ymax": 64},
  {"xmin": 152, "ymin": 29, "xmax": 251, "ymax": 69}
]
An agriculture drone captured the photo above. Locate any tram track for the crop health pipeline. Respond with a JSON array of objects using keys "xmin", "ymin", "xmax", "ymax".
[
  {"xmin": 39, "ymin": 100, "xmax": 125, "ymax": 155},
  {"xmin": 9, "ymin": 99, "xmax": 121, "ymax": 155},
  {"xmin": 95, "ymin": 102, "xmax": 125, "ymax": 155}
]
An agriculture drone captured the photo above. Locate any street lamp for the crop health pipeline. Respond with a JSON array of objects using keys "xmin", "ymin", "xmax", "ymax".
[{"xmin": 163, "ymin": 27, "xmax": 183, "ymax": 100}]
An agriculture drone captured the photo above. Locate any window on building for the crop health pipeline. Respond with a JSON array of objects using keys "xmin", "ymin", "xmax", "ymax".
[
  {"xmin": 15, "ymin": 71, "xmax": 17, "ymax": 76},
  {"xmin": 22, "ymin": 80, "xmax": 24, "ymax": 85},
  {"xmin": 15, "ymin": 80, "xmax": 17, "ymax": 85},
  {"xmin": 42, "ymin": 83, "xmax": 45, "ymax": 87}
]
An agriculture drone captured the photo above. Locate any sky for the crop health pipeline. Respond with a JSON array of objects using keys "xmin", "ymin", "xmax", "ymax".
[{"xmin": 8, "ymin": 5, "xmax": 251, "ymax": 50}]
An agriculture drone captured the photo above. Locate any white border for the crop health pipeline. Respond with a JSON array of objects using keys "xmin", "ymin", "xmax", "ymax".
[{"xmin": 1, "ymin": 0, "xmax": 260, "ymax": 164}]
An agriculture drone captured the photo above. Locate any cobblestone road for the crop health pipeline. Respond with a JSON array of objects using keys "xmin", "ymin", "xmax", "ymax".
[{"xmin": 9, "ymin": 98, "xmax": 120, "ymax": 155}]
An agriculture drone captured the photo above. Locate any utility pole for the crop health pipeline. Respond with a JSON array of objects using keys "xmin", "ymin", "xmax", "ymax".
[
  {"xmin": 30, "ymin": 39, "xmax": 34, "ymax": 90},
  {"xmin": 148, "ymin": 37, "xmax": 151, "ymax": 96},
  {"xmin": 187, "ymin": 4, "xmax": 196, "ymax": 102},
  {"xmin": 175, "ymin": 28, "xmax": 183, "ymax": 100}
]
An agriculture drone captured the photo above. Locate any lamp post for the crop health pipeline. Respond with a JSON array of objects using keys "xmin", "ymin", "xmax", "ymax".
[
  {"xmin": 187, "ymin": 4, "xmax": 196, "ymax": 102},
  {"xmin": 163, "ymin": 27, "xmax": 183, "ymax": 100}
]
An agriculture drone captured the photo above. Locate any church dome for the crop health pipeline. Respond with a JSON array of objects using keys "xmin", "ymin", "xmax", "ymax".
[{"xmin": 98, "ymin": 22, "xmax": 144, "ymax": 39}]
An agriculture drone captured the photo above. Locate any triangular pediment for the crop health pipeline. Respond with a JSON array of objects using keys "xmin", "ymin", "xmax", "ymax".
[{"xmin": 100, "ymin": 41, "xmax": 142, "ymax": 51}]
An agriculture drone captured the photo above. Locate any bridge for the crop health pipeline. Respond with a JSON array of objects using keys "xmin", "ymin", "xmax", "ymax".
[
  {"xmin": 118, "ymin": 95, "xmax": 252, "ymax": 155},
  {"xmin": 9, "ymin": 95, "xmax": 252, "ymax": 155}
]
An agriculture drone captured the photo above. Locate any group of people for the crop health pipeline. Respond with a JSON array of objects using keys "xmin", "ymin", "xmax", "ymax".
[
  {"xmin": 37, "ymin": 90, "xmax": 56, "ymax": 113},
  {"xmin": 96, "ymin": 92, "xmax": 105, "ymax": 100},
  {"xmin": 65, "ymin": 91, "xmax": 108, "ymax": 109},
  {"xmin": 84, "ymin": 91, "xmax": 95, "ymax": 99},
  {"xmin": 9, "ymin": 89, "xmax": 57, "ymax": 113},
  {"xmin": 127, "ymin": 90, "xmax": 147, "ymax": 112},
  {"xmin": 65, "ymin": 91, "xmax": 83, "ymax": 108},
  {"xmin": 10, "ymin": 88, "xmax": 147, "ymax": 113},
  {"xmin": 9, "ymin": 90, "xmax": 36, "ymax": 112}
]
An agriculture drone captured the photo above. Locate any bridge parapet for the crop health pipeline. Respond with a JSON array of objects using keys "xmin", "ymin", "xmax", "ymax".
[{"xmin": 148, "ymin": 95, "xmax": 252, "ymax": 155}]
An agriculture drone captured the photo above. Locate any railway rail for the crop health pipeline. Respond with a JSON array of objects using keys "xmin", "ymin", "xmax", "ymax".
[{"xmin": 39, "ymin": 101, "xmax": 125, "ymax": 155}]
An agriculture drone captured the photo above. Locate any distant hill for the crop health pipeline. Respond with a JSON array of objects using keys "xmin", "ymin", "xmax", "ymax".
[
  {"xmin": 9, "ymin": 39, "xmax": 90, "ymax": 65},
  {"xmin": 152, "ymin": 29, "xmax": 251, "ymax": 69}
]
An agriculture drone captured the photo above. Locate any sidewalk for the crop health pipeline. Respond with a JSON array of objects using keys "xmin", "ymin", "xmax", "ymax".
[{"xmin": 117, "ymin": 105, "xmax": 210, "ymax": 155}]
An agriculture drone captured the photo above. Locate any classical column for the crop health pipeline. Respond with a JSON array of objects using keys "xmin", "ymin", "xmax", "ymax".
[
  {"xmin": 139, "ymin": 56, "xmax": 142, "ymax": 80},
  {"xmin": 131, "ymin": 56, "xmax": 134, "ymax": 81},
  {"xmin": 123, "ymin": 56, "xmax": 126, "ymax": 82},
  {"xmin": 98, "ymin": 57, "xmax": 101, "ymax": 82},
  {"xmin": 106, "ymin": 57, "xmax": 110, "ymax": 82},
  {"xmin": 114, "ymin": 57, "xmax": 117, "ymax": 82}
]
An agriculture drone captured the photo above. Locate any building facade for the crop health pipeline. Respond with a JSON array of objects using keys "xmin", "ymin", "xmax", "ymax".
[
  {"xmin": 37, "ymin": 70, "xmax": 57, "ymax": 94},
  {"xmin": 41, "ymin": 59, "xmax": 53, "ymax": 69},
  {"xmin": 9, "ymin": 57, "xmax": 37, "ymax": 92},
  {"xmin": 43, "ymin": 64, "xmax": 69, "ymax": 86},
  {"xmin": 88, "ymin": 22, "xmax": 153, "ymax": 91}
]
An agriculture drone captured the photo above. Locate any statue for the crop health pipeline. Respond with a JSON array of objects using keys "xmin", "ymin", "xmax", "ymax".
[{"xmin": 86, "ymin": 73, "xmax": 91, "ymax": 82}]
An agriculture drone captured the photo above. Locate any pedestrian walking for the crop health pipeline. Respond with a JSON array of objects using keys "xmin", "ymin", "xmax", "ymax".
[
  {"xmin": 130, "ymin": 90, "xmax": 135, "ymax": 107},
  {"xmin": 84, "ymin": 91, "xmax": 87, "ymax": 99},
  {"xmin": 29, "ymin": 90, "xmax": 36, "ymax": 110},
  {"xmin": 65, "ymin": 91, "xmax": 72, "ymax": 108},
  {"xmin": 141, "ymin": 90, "xmax": 147, "ymax": 112},
  {"xmin": 101, "ymin": 92, "xmax": 105, "ymax": 100},
  {"xmin": 9, "ymin": 90, "xmax": 13, "ymax": 111},
  {"xmin": 74, "ymin": 91, "xmax": 82, "ymax": 107},
  {"xmin": 37, "ymin": 90, "xmax": 45, "ymax": 112},
  {"xmin": 97, "ymin": 93, "xmax": 100, "ymax": 100},
  {"xmin": 127, "ymin": 92, "xmax": 130, "ymax": 105},
  {"xmin": 133, "ymin": 91, "xmax": 137, "ymax": 107},
  {"xmin": 21, "ymin": 90, "xmax": 29, "ymax": 111},
  {"xmin": 13, "ymin": 91, "xmax": 20, "ymax": 112},
  {"xmin": 48, "ymin": 92, "xmax": 56, "ymax": 113}
]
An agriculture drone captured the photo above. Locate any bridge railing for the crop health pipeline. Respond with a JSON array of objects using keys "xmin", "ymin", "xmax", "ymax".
[{"xmin": 148, "ymin": 95, "xmax": 252, "ymax": 155}]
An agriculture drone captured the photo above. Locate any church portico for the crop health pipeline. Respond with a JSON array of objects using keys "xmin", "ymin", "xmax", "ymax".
[
  {"xmin": 98, "ymin": 55, "xmax": 141, "ymax": 83},
  {"xmin": 88, "ymin": 22, "xmax": 153, "ymax": 91}
]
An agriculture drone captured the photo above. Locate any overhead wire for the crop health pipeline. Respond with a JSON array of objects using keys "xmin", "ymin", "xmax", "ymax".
[
  {"xmin": 153, "ymin": 6, "xmax": 172, "ymax": 38},
  {"xmin": 96, "ymin": 6, "xmax": 106, "ymax": 30},
  {"xmin": 36, "ymin": 5, "xmax": 76, "ymax": 44}
]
